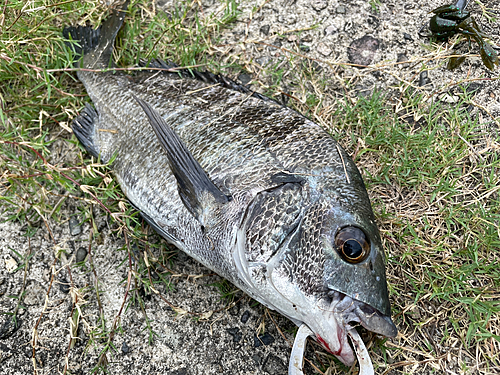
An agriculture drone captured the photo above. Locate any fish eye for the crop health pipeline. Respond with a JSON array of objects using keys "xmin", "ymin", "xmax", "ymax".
[{"xmin": 334, "ymin": 226, "xmax": 370, "ymax": 263}]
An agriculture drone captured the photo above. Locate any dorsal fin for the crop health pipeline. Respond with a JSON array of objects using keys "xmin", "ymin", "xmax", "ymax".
[
  {"xmin": 138, "ymin": 58, "xmax": 281, "ymax": 105},
  {"xmin": 134, "ymin": 96, "xmax": 230, "ymax": 227}
]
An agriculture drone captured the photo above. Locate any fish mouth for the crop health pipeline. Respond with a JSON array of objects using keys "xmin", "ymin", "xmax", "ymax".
[{"xmin": 305, "ymin": 290, "xmax": 397, "ymax": 366}]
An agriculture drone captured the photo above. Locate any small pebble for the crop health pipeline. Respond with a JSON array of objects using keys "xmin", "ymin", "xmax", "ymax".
[
  {"xmin": 347, "ymin": 35, "xmax": 380, "ymax": 67},
  {"xmin": 171, "ymin": 368, "xmax": 187, "ymax": 375},
  {"xmin": 317, "ymin": 42, "xmax": 332, "ymax": 57},
  {"xmin": 367, "ymin": 15, "xmax": 379, "ymax": 27},
  {"xmin": 397, "ymin": 53, "xmax": 408, "ymax": 63},
  {"xmin": 324, "ymin": 25, "xmax": 338, "ymax": 36},
  {"xmin": 397, "ymin": 53, "xmax": 409, "ymax": 68},
  {"xmin": 254, "ymin": 332, "xmax": 275, "ymax": 347},
  {"xmin": 69, "ymin": 217, "xmax": 82, "ymax": 236},
  {"xmin": 121, "ymin": 341, "xmax": 130, "ymax": 354},
  {"xmin": 419, "ymin": 71, "xmax": 431, "ymax": 87},
  {"xmin": 252, "ymin": 354, "xmax": 262, "ymax": 366},
  {"xmin": 403, "ymin": 33, "xmax": 413, "ymax": 41},
  {"xmin": 336, "ymin": 5, "xmax": 346, "ymax": 14},
  {"xmin": 312, "ymin": 0, "xmax": 328, "ymax": 11},
  {"xmin": 256, "ymin": 56, "xmax": 271, "ymax": 67},
  {"xmin": 260, "ymin": 25, "xmax": 270, "ymax": 35},
  {"xmin": 59, "ymin": 278, "xmax": 70, "ymax": 294},
  {"xmin": 464, "ymin": 82, "xmax": 482, "ymax": 94},
  {"xmin": 240, "ymin": 310, "xmax": 250, "ymax": 323},
  {"xmin": 440, "ymin": 93, "xmax": 459, "ymax": 103},
  {"xmin": 4, "ymin": 256, "xmax": 18, "ymax": 273},
  {"xmin": 272, "ymin": 39, "xmax": 282, "ymax": 48},
  {"xmin": 0, "ymin": 317, "xmax": 22, "ymax": 339},
  {"xmin": 262, "ymin": 354, "xmax": 287, "ymax": 375},
  {"xmin": 226, "ymin": 327, "xmax": 242, "ymax": 343},
  {"xmin": 75, "ymin": 247, "xmax": 88, "ymax": 263}
]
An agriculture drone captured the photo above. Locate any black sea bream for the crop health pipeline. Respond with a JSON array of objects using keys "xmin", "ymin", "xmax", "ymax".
[{"xmin": 64, "ymin": 2, "xmax": 397, "ymax": 373}]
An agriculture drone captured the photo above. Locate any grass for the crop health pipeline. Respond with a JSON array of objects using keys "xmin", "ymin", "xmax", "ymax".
[{"xmin": 1, "ymin": 0, "xmax": 499, "ymax": 374}]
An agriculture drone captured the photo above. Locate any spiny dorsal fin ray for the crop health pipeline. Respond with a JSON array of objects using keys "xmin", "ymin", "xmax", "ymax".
[
  {"xmin": 138, "ymin": 58, "xmax": 280, "ymax": 105},
  {"xmin": 134, "ymin": 96, "xmax": 230, "ymax": 227}
]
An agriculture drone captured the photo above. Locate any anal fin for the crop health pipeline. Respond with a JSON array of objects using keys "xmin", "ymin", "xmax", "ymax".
[{"xmin": 72, "ymin": 103, "xmax": 99, "ymax": 158}]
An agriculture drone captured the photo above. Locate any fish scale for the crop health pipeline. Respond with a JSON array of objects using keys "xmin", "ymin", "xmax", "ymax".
[
  {"xmin": 245, "ymin": 183, "xmax": 303, "ymax": 264},
  {"xmin": 64, "ymin": 3, "xmax": 397, "ymax": 373},
  {"xmin": 282, "ymin": 203, "xmax": 327, "ymax": 293}
]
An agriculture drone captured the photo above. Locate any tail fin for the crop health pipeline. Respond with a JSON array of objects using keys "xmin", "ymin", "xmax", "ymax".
[{"xmin": 63, "ymin": 1, "xmax": 129, "ymax": 69}]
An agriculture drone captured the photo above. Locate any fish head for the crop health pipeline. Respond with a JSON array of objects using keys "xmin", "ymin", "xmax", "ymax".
[
  {"xmin": 315, "ymin": 199, "xmax": 398, "ymax": 364},
  {"xmin": 256, "ymin": 176, "xmax": 397, "ymax": 366}
]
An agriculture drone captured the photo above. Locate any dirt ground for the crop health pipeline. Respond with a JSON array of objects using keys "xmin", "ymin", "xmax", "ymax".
[{"xmin": 1, "ymin": 0, "xmax": 499, "ymax": 374}]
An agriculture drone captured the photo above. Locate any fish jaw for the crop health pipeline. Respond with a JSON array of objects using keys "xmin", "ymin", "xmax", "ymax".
[
  {"xmin": 284, "ymin": 291, "xmax": 396, "ymax": 367},
  {"xmin": 288, "ymin": 296, "xmax": 356, "ymax": 366},
  {"xmin": 303, "ymin": 291, "xmax": 396, "ymax": 366},
  {"xmin": 233, "ymin": 227, "xmax": 355, "ymax": 366}
]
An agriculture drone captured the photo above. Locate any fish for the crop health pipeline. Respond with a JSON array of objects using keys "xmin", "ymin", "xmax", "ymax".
[{"xmin": 63, "ymin": 2, "xmax": 397, "ymax": 373}]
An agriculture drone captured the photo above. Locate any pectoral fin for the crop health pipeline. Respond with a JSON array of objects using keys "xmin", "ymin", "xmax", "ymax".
[{"xmin": 134, "ymin": 96, "xmax": 229, "ymax": 227}]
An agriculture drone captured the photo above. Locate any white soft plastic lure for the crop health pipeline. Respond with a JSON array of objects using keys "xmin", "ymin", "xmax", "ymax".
[{"xmin": 289, "ymin": 324, "xmax": 374, "ymax": 375}]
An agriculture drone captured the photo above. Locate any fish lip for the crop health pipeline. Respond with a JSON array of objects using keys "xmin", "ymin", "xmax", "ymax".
[{"xmin": 354, "ymin": 302, "xmax": 398, "ymax": 338}]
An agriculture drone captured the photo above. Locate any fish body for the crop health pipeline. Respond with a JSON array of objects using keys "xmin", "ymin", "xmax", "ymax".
[{"xmin": 65, "ymin": 3, "xmax": 397, "ymax": 369}]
